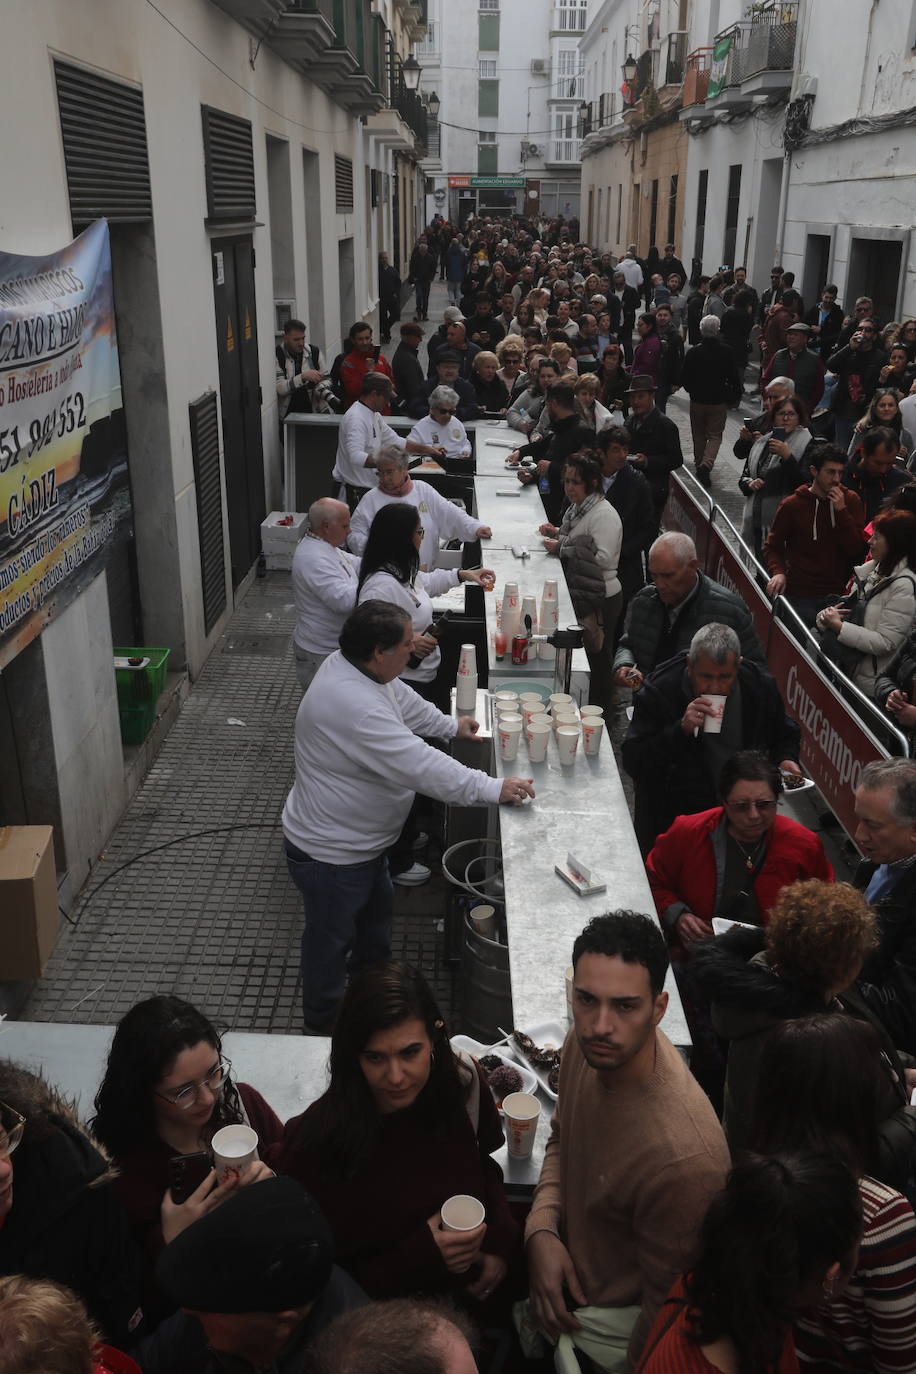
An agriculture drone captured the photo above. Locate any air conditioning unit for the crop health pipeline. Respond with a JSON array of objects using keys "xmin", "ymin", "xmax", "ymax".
[
  {"xmin": 527, "ymin": 143, "xmax": 541, "ymax": 157},
  {"xmin": 530, "ymin": 58, "xmax": 547, "ymax": 74}
]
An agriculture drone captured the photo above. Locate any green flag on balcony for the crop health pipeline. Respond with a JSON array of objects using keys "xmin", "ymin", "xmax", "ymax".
[{"xmin": 707, "ymin": 34, "xmax": 732, "ymax": 98}]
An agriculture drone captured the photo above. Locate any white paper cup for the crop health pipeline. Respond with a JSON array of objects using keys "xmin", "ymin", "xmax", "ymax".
[
  {"xmin": 553, "ymin": 712, "xmax": 578, "ymax": 731},
  {"xmin": 565, "ymin": 964, "xmax": 575, "ymax": 1020},
  {"xmin": 549, "ymin": 693, "xmax": 574, "ymax": 714},
  {"xmin": 519, "ymin": 692, "xmax": 543, "ymax": 707},
  {"xmin": 469, "ymin": 904, "xmax": 497, "ymax": 939},
  {"xmin": 528, "ymin": 721, "xmax": 551, "ymax": 762},
  {"xmin": 503, "ymin": 1092, "xmax": 541, "ymax": 1159},
  {"xmin": 498, "ymin": 719, "xmax": 523, "ymax": 761},
  {"xmin": 494, "ymin": 691, "xmax": 519, "ymax": 707},
  {"xmin": 582, "ymin": 718, "xmax": 605, "ymax": 755},
  {"xmin": 441, "ymin": 1193, "xmax": 486, "ymax": 1231},
  {"xmin": 495, "ymin": 701, "xmax": 521, "ymax": 720},
  {"xmin": 556, "ymin": 725, "xmax": 580, "ymax": 766},
  {"xmin": 211, "ymin": 1124, "xmax": 259, "ymax": 1181},
  {"xmin": 580, "ymin": 705, "xmax": 604, "ymax": 718},
  {"xmin": 702, "ymin": 694, "xmax": 727, "ymax": 734},
  {"xmin": 521, "ymin": 701, "xmax": 545, "ymax": 724}
]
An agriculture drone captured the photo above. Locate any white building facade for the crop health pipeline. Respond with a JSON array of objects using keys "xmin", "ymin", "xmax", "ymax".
[
  {"xmin": 419, "ymin": 0, "xmax": 586, "ymax": 224},
  {"xmin": 0, "ymin": 0, "xmax": 425, "ymax": 905}
]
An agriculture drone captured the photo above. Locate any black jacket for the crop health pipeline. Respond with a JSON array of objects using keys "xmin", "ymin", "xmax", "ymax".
[
  {"xmin": 408, "ymin": 375, "xmax": 479, "ymax": 422},
  {"xmin": 841, "ymin": 456, "xmax": 912, "ymax": 523},
  {"xmin": 692, "ymin": 926, "xmax": 916, "ymax": 1184},
  {"xmin": 0, "ymin": 1110, "xmax": 143, "ymax": 1346},
  {"xmin": 685, "ymin": 291, "xmax": 707, "ymax": 345},
  {"xmin": 611, "ymin": 285, "xmax": 641, "ymax": 331},
  {"xmin": 680, "ymin": 338, "xmax": 742, "ymax": 406},
  {"xmin": 408, "ymin": 248, "xmax": 437, "ymax": 284},
  {"xmin": 426, "ymin": 339, "xmax": 480, "ymax": 382},
  {"xmin": 137, "ymin": 1265, "xmax": 366, "ymax": 1374},
  {"xmin": 378, "ymin": 262, "xmax": 402, "ymax": 305},
  {"xmin": 658, "ymin": 254, "xmax": 687, "ymax": 286},
  {"xmin": 604, "ymin": 464, "xmax": 655, "ymax": 604},
  {"xmin": 857, "ymin": 858, "xmax": 916, "ymax": 1055},
  {"xmin": 805, "ymin": 301, "xmax": 844, "ymax": 359},
  {"xmin": 472, "ymin": 372, "xmax": 511, "ymax": 414},
  {"xmin": 622, "ymin": 653, "xmax": 799, "ymax": 850},
  {"xmin": 391, "ymin": 342, "xmax": 425, "ymax": 412},
  {"xmin": 465, "ymin": 313, "xmax": 506, "ymax": 350},
  {"xmin": 624, "ymin": 405, "xmax": 683, "ymax": 508},
  {"xmin": 518, "ymin": 413, "xmax": 596, "ymax": 524},
  {"xmin": 656, "ymin": 329, "xmax": 684, "ymax": 391},
  {"xmin": 614, "ymin": 571, "xmax": 766, "ymax": 678},
  {"xmin": 827, "ymin": 344, "xmax": 887, "ymax": 420}
]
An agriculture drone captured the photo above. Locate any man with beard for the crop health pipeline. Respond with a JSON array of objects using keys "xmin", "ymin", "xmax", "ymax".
[{"xmin": 524, "ymin": 912, "xmax": 729, "ymax": 1370}]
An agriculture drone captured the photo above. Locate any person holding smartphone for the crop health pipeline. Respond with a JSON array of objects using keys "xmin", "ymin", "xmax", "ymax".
[
  {"xmin": 738, "ymin": 395, "xmax": 813, "ymax": 557},
  {"xmin": 92, "ymin": 996, "xmax": 280, "ymax": 1321}
]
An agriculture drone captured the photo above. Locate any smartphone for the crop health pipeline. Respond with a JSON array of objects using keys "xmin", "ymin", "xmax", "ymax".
[
  {"xmin": 168, "ymin": 1151, "xmax": 213, "ymax": 1204},
  {"xmin": 770, "ymin": 426, "xmax": 786, "ymax": 443},
  {"xmin": 741, "ymin": 416, "xmax": 754, "ymax": 427}
]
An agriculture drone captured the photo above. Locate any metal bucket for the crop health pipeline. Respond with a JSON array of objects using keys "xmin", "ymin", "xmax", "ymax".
[{"xmin": 459, "ymin": 914, "xmax": 513, "ymax": 1044}]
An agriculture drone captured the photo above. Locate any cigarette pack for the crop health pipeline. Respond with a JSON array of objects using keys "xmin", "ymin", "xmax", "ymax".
[{"xmin": 555, "ymin": 854, "xmax": 606, "ymax": 898}]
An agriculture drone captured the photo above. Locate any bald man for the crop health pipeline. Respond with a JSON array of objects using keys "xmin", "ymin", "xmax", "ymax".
[{"xmin": 291, "ymin": 499, "xmax": 360, "ymax": 690}]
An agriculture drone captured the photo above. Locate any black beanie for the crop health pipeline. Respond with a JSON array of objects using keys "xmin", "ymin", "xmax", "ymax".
[{"xmin": 156, "ymin": 1178, "xmax": 334, "ymax": 1313}]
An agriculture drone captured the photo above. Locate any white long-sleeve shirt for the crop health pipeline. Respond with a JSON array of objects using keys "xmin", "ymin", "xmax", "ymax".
[
  {"xmin": 349, "ymin": 479, "xmax": 482, "ymax": 571},
  {"xmin": 358, "ymin": 567, "xmax": 459, "ymax": 682},
  {"xmin": 282, "ymin": 651, "xmax": 502, "ymax": 864},
  {"xmin": 291, "ymin": 534, "xmax": 361, "ymax": 653},
  {"xmin": 406, "ymin": 414, "xmax": 472, "ymax": 459},
  {"xmin": 332, "ymin": 401, "xmax": 406, "ymax": 488}
]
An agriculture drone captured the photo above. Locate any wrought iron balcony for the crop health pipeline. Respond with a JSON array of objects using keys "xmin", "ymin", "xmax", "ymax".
[{"xmin": 741, "ymin": 0, "xmax": 798, "ymax": 97}]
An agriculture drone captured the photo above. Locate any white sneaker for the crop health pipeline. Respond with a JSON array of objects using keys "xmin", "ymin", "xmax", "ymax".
[{"xmin": 393, "ymin": 862, "xmax": 432, "ymax": 887}]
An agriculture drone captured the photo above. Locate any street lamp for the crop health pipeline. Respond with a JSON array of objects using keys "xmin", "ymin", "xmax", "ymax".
[
  {"xmin": 622, "ymin": 53, "xmax": 638, "ymax": 83},
  {"xmin": 426, "ymin": 90, "xmax": 441, "ymax": 117},
  {"xmin": 402, "ymin": 55, "xmax": 422, "ymax": 91}
]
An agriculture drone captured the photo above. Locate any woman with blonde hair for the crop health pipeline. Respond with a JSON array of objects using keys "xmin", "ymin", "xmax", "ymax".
[
  {"xmin": 549, "ymin": 339, "xmax": 577, "ymax": 375},
  {"xmin": 574, "ymin": 372, "xmax": 618, "ymax": 432},
  {"xmin": 470, "ymin": 350, "xmax": 510, "ymax": 415}
]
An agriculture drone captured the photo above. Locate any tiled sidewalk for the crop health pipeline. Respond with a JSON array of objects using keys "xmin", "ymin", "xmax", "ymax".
[{"xmin": 22, "ymin": 575, "xmax": 455, "ymax": 1032}]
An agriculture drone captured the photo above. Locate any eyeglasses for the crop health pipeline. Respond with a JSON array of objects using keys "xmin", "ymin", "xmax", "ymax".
[
  {"xmin": 155, "ymin": 1058, "xmax": 231, "ymax": 1110},
  {"xmin": 0, "ymin": 1101, "xmax": 25, "ymax": 1156},
  {"xmin": 726, "ymin": 798, "xmax": 778, "ymax": 814},
  {"xmin": 416, "ymin": 525, "xmax": 426, "ymax": 536}
]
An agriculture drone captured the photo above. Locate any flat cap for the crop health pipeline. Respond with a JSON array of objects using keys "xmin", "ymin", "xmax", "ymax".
[{"xmin": 156, "ymin": 1178, "xmax": 333, "ymax": 1313}]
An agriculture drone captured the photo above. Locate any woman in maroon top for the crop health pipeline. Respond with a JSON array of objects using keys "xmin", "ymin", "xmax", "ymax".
[
  {"xmin": 91, "ymin": 996, "xmax": 281, "ymax": 1317},
  {"xmin": 270, "ymin": 964, "xmax": 518, "ymax": 1306}
]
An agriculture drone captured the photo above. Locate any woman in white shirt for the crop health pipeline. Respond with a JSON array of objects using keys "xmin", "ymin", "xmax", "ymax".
[
  {"xmin": 406, "ymin": 386, "xmax": 472, "ymax": 460},
  {"xmin": 357, "ymin": 503, "xmax": 492, "ymax": 709}
]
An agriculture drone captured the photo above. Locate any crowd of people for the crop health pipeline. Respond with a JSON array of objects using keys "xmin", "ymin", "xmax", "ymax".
[{"xmin": 8, "ymin": 215, "xmax": 916, "ymax": 1374}]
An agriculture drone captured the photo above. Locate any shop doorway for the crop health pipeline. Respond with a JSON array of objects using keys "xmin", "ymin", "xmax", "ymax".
[
  {"xmin": 847, "ymin": 235, "xmax": 903, "ymax": 329},
  {"xmin": 211, "ymin": 237, "xmax": 266, "ymax": 589}
]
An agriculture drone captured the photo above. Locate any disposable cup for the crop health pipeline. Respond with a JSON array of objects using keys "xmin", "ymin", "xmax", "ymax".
[
  {"xmin": 565, "ymin": 964, "xmax": 575, "ymax": 1020},
  {"xmin": 580, "ymin": 705, "xmax": 604, "ymax": 718},
  {"xmin": 495, "ymin": 701, "xmax": 521, "ymax": 719},
  {"xmin": 440, "ymin": 1194, "xmax": 486, "ymax": 1232},
  {"xmin": 496, "ymin": 711, "xmax": 523, "ymax": 727},
  {"xmin": 582, "ymin": 718, "xmax": 605, "ymax": 756},
  {"xmin": 553, "ymin": 712, "xmax": 578, "ymax": 731},
  {"xmin": 702, "ymin": 694, "xmax": 727, "ymax": 735},
  {"xmin": 211, "ymin": 1124, "xmax": 259, "ymax": 1182},
  {"xmin": 502, "ymin": 1092, "xmax": 541, "ymax": 1159},
  {"xmin": 494, "ymin": 691, "xmax": 519, "ymax": 707},
  {"xmin": 526, "ymin": 713, "xmax": 551, "ymax": 740},
  {"xmin": 556, "ymin": 726, "xmax": 580, "ymax": 766},
  {"xmin": 549, "ymin": 693, "xmax": 574, "ymax": 714},
  {"xmin": 519, "ymin": 692, "xmax": 544, "ymax": 711},
  {"xmin": 527, "ymin": 722, "xmax": 551, "ymax": 762},
  {"xmin": 498, "ymin": 720, "xmax": 523, "ymax": 761},
  {"xmin": 522, "ymin": 700, "xmax": 547, "ymax": 724},
  {"xmin": 469, "ymin": 904, "xmax": 497, "ymax": 939}
]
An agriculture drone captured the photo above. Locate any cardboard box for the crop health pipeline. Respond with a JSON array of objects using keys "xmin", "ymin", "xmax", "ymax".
[{"xmin": 0, "ymin": 826, "xmax": 59, "ymax": 979}]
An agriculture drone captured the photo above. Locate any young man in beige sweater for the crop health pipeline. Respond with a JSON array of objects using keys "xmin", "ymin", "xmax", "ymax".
[{"xmin": 525, "ymin": 911, "xmax": 730, "ymax": 1369}]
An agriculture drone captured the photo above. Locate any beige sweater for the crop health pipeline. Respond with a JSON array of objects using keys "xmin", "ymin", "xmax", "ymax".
[{"xmin": 525, "ymin": 1029, "xmax": 729, "ymax": 1360}]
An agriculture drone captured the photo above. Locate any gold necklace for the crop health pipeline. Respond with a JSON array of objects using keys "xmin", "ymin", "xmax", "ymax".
[{"xmin": 732, "ymin": 834, "xmax": 766, "ymax": 873}]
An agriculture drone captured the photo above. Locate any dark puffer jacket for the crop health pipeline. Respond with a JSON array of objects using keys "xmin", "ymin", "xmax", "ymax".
[
  {"xmin": 613, "ymin": 571, "xmax": 766, "ymax": 677},
  {"xmin": 692, "ymin": 925, "xmax": 916, "ymax": 1191},
  {"xmin": 560, "ymin": 532, "xmax": 607, "ymax": 614}
]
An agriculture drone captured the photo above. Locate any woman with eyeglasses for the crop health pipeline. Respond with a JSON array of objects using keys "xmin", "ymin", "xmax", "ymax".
[
  {"xmin": 598, "ymin": 342, "xmax": 630, "ymax": 416},
  {"xmin": 495, "ymin": 336, "xmax": 525, "ymax": 397},
  {"xmin": 406, "ymin": 386, "xmax": 473, "ymax": 460},
  {"xmin": 647, "ymin": 753, "xmax": 832, "ymax": 955},
  {"xmin": 738, "ymin": 394, "xmax": 813, "ymax": 557},
  {"xmin": 91, "ymin": 996, "xmax": 280, "ymax": 1317},
  {"xmin": 357, "ymin": 503, "xmax": 492, "ymax": 708},
  {"xmin": 470, "ymin": 351, "xmax": 510, "ymax": 416},
  {"xmin": 0, "ymin": 1061, "xmax": 145, "ymax": 1346}
]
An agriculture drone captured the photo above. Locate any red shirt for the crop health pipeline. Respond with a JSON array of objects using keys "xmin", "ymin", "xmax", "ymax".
[
  {"xmin": 340, "ymin": 348, "xmax": 395, "ymax": 411},
  {"xmin": 637, "ymin": 1276, "xmax": 799, "ymax": 1373}
]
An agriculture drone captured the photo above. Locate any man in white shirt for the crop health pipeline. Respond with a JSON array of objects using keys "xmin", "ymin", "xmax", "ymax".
[
  {"xmin": 332, "ymin": 373, "xmax": 445, "ymax": 501},
  {"xmin": 349, "ymin": 445, "xmax": 491, "ymax": 571},
  {"xmin": 618, "ymin": 251, "xmax": 644, "ymax": 292},
  {"xmin": 282, "ymin": 601, "xmax": 535, "ymax": 1031},
  {"xmin": 291, "ymin": 499, "xmax": 360, "ymax": 690}
]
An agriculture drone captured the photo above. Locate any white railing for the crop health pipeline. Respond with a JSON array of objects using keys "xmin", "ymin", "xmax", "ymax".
[
  {"xmin": 549, "ymin": 138, "xmax": 578, "ymax": 161},
  {"xmin": 554, "ymin": 4, "xmax": 587, "ymax": 31}
]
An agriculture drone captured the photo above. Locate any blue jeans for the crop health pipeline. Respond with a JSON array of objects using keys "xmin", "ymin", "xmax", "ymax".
[
  {"xmin": 285, "ymin": 840, "xmax": 393, "ymax": 1028},
  {"xmin": 447, "ymin": 279, "xmax": 462, "ymax": 306},
  {"xmin": 833, "ymin": 415, "xmax": 856, "ymax": 454}
]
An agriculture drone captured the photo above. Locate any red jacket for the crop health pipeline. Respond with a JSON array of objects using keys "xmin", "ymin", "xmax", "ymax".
[
  {"xmin": 340, "ymin": 348, "xmax": 395, "ymax": 411},
  {"xmin": 647, "ymin": 807, "xmax": 833, "ymax": 937},
  {"xmin": 763, "ymin": 482, "xmax": 866, "ymax": 597}
]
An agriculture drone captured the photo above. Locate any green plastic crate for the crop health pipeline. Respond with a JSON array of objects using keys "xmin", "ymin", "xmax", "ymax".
[
  {"xmin": 114, "ymin": 647, "xmax": 169, "ymax": 705},
  {"xmin": 117, "ymin": 700, "xmax": 158, "ymax": 747}
]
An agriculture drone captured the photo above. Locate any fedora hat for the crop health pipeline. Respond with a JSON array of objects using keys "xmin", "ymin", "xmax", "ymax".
[{"xmin": 624, "ymin": 374, "xmax": 657, "ymax": 396}]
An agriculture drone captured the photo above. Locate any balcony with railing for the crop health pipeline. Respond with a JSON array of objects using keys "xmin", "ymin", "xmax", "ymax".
[
  {"xmin": 546, "ymin": 137, "xmax": 579, "ymax": 165},
  {"xmin": 741, "ymin": 0, "xmax": 798, "ymax": 97},
  {"xmin": 365, "ymin": 32, "xmax": 427, "ymax": 151},
  {"xmin": 579, "ymin": 90, "xmax": 625, "ymax": 154},
  {"xmin": 552, "ymin": 2, "xmax": 587, "ymax": 33},
  {"xmin": 307, "ymin": 0, "xmax": 385, "ymax": 113}
]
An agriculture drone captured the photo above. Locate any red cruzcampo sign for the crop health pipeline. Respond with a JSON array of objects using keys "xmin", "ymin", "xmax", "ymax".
[
  {"xmin": 768, "ymin": 620, "xmax": 883, "ymax": 836},
  {"xmin": 661, "ymin": 473, "xmax": 711, "ymax": 567}
]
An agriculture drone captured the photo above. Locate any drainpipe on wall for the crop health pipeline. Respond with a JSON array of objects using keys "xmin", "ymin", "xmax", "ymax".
[{"xmin": 772, "ymin": 0, "xmax": 809, "ymax": 266}]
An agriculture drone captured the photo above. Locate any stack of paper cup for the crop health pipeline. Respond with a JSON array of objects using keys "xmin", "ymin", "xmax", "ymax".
[
  {"xmin": 456, "ymin": 644, "xmax": 478, "ymax": 711},
  {"xmin": 556, "ymin": 725, "xmax": 579, "ymax": 766},
  {"xmin": 549, "ymin": 692, "xmax": 573, "ymax": 716},
  {"xmin": 494, "ymin": 690, "xmax": 519, "ymax": 711},
  {"xmin": 539, "ymin": 580, "xmax": 559, "ymax": 661},
  {"xmin": 502, "ymin": 582, "xmax": 521, "ymax": 640},
  {"xmin": 498, "ymin": 713, "xmax": 523, "ymax": 761},
  {"xmin": 521, "ymin": 594, "xmax": 538, "ymax": 638},
  {"xmin": 502, "ymin": 1092, "xmax": 541, "ymax": 1159}
]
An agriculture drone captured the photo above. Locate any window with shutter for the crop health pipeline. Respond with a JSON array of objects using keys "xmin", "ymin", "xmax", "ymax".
[
  {"xmin": 201, "ymin": 107, "xmax": 256, "ymax": 223},
  {"xmin": 189, "ymin": 390, "xmax": 227, "ymax": 636},
  {"xmin": 335, "ymin": 155, "xmax": 355, "ymax": 212},
  {"xmin": 54, "ymin": 60, "xmax": 152, "ymax": 227}
]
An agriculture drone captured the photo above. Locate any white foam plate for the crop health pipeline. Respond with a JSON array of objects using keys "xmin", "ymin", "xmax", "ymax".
[
  {"xmin": 502, "ymin": 1020, "xmax": 567, "ymax": 1101},
  {"xmin": 712, "ymin": 917, "xmax": 758, "ymax": 936},
  {"xmin": 450, "ymin": 1034, "xmax": 538, "ymax": 1103},
  {"xmin": 780, "ymin": 771, "xmax": 816, "ymax": 795}
]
